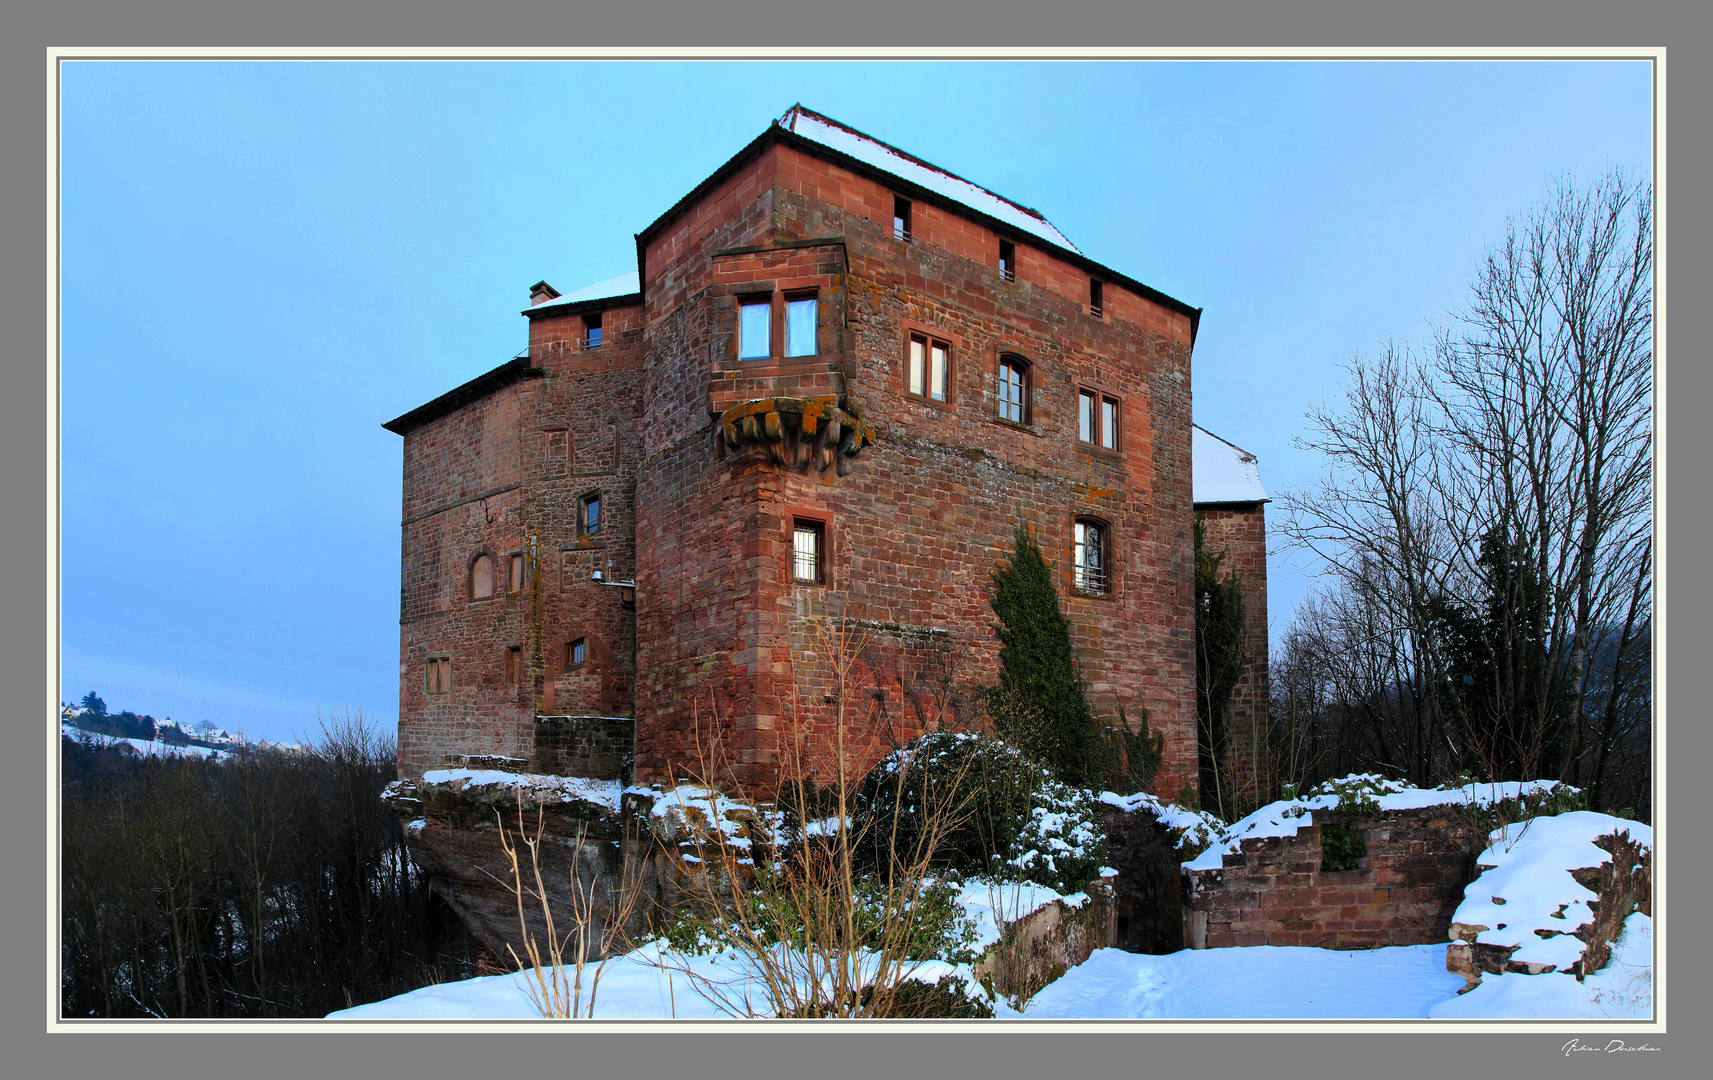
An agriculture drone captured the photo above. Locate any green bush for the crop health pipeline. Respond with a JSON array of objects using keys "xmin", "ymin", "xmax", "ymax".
[{"xmin": 853, "ymin": 731, "xmax": 1109, "ymax": 895}]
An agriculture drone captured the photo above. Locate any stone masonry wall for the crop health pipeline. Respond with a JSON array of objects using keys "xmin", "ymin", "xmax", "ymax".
[
  {"xmin": 1196, "ymin": 504, "xmax": 1269, "ymax": 806},
  {"xmin": 1183, "ymin": 805, "xmax": 1488, "ymax": 950}
]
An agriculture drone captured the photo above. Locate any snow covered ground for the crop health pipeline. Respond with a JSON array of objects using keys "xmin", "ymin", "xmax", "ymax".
[
  {"xmin": 329, "ymin": 891, "xmax": 1652, "ymax": 1021},
  {"xmin": 61, "ymin": 722, "xmax": 231, "ymax": 761}
]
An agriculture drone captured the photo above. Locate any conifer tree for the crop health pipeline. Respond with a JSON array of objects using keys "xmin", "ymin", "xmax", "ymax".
[{"xmin": 987, "ymin": 524, "xmax": 1103, "ymax": 785}]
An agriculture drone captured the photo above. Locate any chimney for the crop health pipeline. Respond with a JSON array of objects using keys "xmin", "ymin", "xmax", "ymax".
[{"xmin": 529, "ymin": 280, "xmax": 561, "ymax": 307}]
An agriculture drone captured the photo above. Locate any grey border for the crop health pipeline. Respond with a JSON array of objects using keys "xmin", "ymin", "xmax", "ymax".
[{"xmin": 14, "ymin": 2, "xmax": 1703, "ymax": 1079}]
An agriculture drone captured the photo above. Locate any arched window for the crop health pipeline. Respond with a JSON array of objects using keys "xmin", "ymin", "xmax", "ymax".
[
  {"xmin": 1074, "ymin": 519, "xmax": 1109, "ymax": 595},
  {"xmin": 470, "ymin": 553, "xmax": 495, "ymax": 599},
  {"xmin": 998, "ymin": 354, "xmax": 1030, "ymax": 424}
]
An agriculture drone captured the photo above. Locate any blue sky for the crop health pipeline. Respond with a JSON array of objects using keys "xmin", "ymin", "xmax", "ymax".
[{"xmin": 58, "ymin": 59, "xmax": 1653, "ymax": 744}]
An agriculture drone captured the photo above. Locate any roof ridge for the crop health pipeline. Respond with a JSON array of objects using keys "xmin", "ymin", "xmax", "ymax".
[
  {"xmin": 779, "ymin": 104, "xmax": 1051, "ymax": 225},
  {"xmin": 1193, "ymin": 422, "xmax": 1258, "ymax": 460}
]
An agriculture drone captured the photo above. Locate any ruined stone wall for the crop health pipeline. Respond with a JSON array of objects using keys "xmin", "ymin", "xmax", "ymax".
[
  {"xmin": 1196, "ymin": 503, "xmax": 1270, "ymax": 805},
  {"xmin": 533, "ymin": 714, "xmax": 635, "ymax": 781},
  {"xmin": 1182, "ymin": 806, "xmax": 1488, "ymax": 950}
]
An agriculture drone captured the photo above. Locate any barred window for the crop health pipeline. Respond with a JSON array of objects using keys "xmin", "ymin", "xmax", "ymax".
[
  {"xmin": 1074, "ymin": 520, "xmax": 1109, "ymax": 595},
  {"xmin": 793, "ymin": 521, "xmax": 824, "ymax": 584}
]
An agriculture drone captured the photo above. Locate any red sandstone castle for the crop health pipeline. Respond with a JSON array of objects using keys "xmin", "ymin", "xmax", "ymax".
[{"xmin": 384, "ymin": 106, "xmax": 1269, "ymax": 802}]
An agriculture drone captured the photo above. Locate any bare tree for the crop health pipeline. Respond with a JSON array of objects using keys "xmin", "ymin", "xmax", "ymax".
[{"xmin": 1275, "ymin": 172, "xmax": 1652, "ymax": 806}]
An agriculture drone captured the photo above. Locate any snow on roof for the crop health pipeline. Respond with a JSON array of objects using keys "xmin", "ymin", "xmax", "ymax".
[
  {"xmin": 779, "ymin": 105, "xmax": 1082, "ymax": 255},
  {"xmin": 530, "ymin": 270, "xmax": 641, "ymax": 310},
  {"xmin": 1193, "ymin": 424, "xmax": 1269, "ymax": 504}
]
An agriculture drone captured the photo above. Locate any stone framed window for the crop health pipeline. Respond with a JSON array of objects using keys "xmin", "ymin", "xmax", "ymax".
[
  {"xmin": 739, "ymin": 297, "xmax": 771, "ymax": 360},
  {"xmin": 567, "ymin": 637, "xmax": 588, "ymax": 669},
  {"xmin": 580, "ymin": 492, "xmax": 601, "ymax": 536},
  {"xmin": 426, "ymin": 655, "xmax": 451, "ymax": 694},
  {"xmin": 907, "ymin": 332, "xmax": 951, "ymax": 403},
  {"xmin": 792, "ymin": 520, "xmax": 825, "ymax": 584},
  {"xmin": 785, "ymin": 292, "xmax": 818, "ymax": 357},
  {"xmin": 1077, "ymin": 389, "xmax": 1121, "ymax": 451},
  {"xmin": 469, "ymin": 553, "xmax": 496, "ymax": 599},
  {"xmin": 505, "ymin": 646, "xmax": 522, "ymax": 688},
  {"xmin": 997, "ymin": 354, "xmax": 1030, "ymax": 425},
  {"xmin": 893, "ymin": 194, "xmax": 912, "ymax": 242},
  {"xmin": 1074, "ymin": 518, "xmax": 1110, "ymax": 596},
  {"xmin": 584, "ymin": 311, "xmax": 602, "ymax": 350},
  {"xmin": 1089, "ymin": 277, "xmax": 1105, "ymax": 319},
  {"xmin": 509, "ymin": 552, "xmax": 524, "ymax": 594},
  {"xmin": 999, "ymin": 239, "xmax": 1016, "ymax": 282}
]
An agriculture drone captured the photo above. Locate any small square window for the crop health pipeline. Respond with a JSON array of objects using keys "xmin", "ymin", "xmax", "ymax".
[
  {"xmin": 584, "ymin": 311, "xmax": 602, "ymax": 350},
  {"xmin": 908, "ymin": 334, "xmax": 950, "ymax": 403},
  {"xmin": 739, "ymin": 300, "xmax": 771, "ymax": 359},
  {"xmin": 581, "ymin": 493, "xmax": 601, "ymax": 535},
  {"xmin": 793, "ymin": 521, "xmax": 824, "ymax": 584},
  {"xmin": 568, "ymin": 638, "xmax": 587, "ymax": 668},
  {"xmin": 1075, "ymin": 520, "xmax": 1109, "ymax": 595},
  {"xmin": 999, "ymin": 240, "xmax": 1015, "ymax": 282},
  {"xmin": 998, "ymin": 356, "xmax": 1029, "ymax": 424},
  {"xmin": 509, "ymin": 553, "xmax": 524, "ymax": 594},
  {"xmin": 893, "ymin": 196, "xmax": 912, "ymax": 242},
  {"xmin": 1089, "ymin": 278, "xmax": 1105, "ymax": 318},
  {"xmin": 786, "ymin": 295, "xmax": 818, "ymax": 357}
]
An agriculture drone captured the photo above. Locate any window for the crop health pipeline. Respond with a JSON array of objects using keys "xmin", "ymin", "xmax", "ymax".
[
  {"xmin": 1074, "ymin": 520, "xmax": 1109, "ymax": 595},
  {"xmin": 908, "ymin": 333, "xmax": 950, "ymax": 403},
  {"xmin": 567, "ymin": 638, "xmax": 587, "ymax": 668},
  {"xmin": 1077, "ymin": 390, "xmax": 1121, "ymax": 450},
  {"xmin": 505, "ymin": 646, "xmax": 522, "ymax": 688},
  {"xmin": 792, "ymin": 520, "xmax": 824, "ymax": 584},
  {"xmin": 509, "ymin": 553, "xmax": 524, "ymax": 594},
  {"xmin": 739, "ymin": 299, "xmax": 771, "ymax": 359},
  {"xmin": 1089, "ymin": 278, "xmax": 1105, "ymax": 318},
  {"xmin": 426, "ymin": 656, "xmax": 451, "ymax": 694},
  {"xmin": 893, "ymin": 195, "xmax": 912, "ymax": 242},
  {"xmin": 998, "ymin": 355, "xmax": 1029, "ymax": 424},
  {"xmin": 999, "ymin": 240, "xmax": 1015, "ymax": 282},
  {"xmin": 580, "ymin": 493, "xmax": 600, "ymax": 535},
  {"xmin": 786, "ymin": 294, "xmax": 818, "ymax": 357},
  {"xmin": 470, "ymin": 554, "xmax": 495, "ymax": 599},
  {"xmin": 584, "ymin": 311, "xmax": 602, "ymax": 350}
]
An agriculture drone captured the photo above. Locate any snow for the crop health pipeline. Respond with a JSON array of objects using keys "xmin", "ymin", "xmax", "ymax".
[
  {"xmin": 329, "ymin": 861, "xmax": 1651, "ymax": 1020},
  {"xmin": 779, "ymin": 106, "xmax": 1082, "ymax": 255},
  {"xmin": 1449, "ymin": 811, "xmax": 1651, "ymax": 971},
  {"xmin": 1096, "ymin": 789, "xmax": 1223, "ymax": 853},
  {"xmin": 530, "ymin": 270, "xmax": 641, "ymax": 310},
  {"xmin": 1430, "ymin": 913, "xmax": 1653, "ymax": 1019},
  {"xmin": 1010, "ymin": 943, "xmax": 1465, "ymax": 1019},
  {"xmin": 416, "ymin": 768, "xmax": 624, "ymax": 813},
  {"xmin": 1183, "ymin": 777, "xmax": 1568, "ymax": 871},
  {"xmin": 62, "ymin": 723, "xmax": 229, "ymax": 761},
  {"xmin": 1192, "ymin": 424, "xmax": 1269, "ymax": 504}
]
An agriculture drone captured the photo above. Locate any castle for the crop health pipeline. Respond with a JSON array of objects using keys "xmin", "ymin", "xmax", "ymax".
[{"xmin": 384, "ymin": 105, "xmax": 1269, "ymax": 803}]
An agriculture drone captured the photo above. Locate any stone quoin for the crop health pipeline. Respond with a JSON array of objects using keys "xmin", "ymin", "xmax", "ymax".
[{"xmin": 383, "ymin": 105, "xmax": 1271, "ymax": 801}]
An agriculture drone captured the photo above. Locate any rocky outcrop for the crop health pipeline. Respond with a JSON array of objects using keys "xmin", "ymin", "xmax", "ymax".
[
  {"xmin": 384, "ymin": 770, "xmax": 768, "ymax": 965},
  {"xmin": 972, "ymin": 881, "xmax": 1117, "ymax": 1003}
]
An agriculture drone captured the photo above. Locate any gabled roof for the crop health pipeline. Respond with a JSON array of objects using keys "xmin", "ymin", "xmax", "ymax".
[
  {"xmin": 777, "ymin": 105, "xmax": 1081, "ymax": 253},
  {"xmin": 635, "ymin": 105, "xmax": 1200, "ymax": 340},
  {"xmin": 1192, "ymin": 424, "xmax": 1270, "ymax": 505}
]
